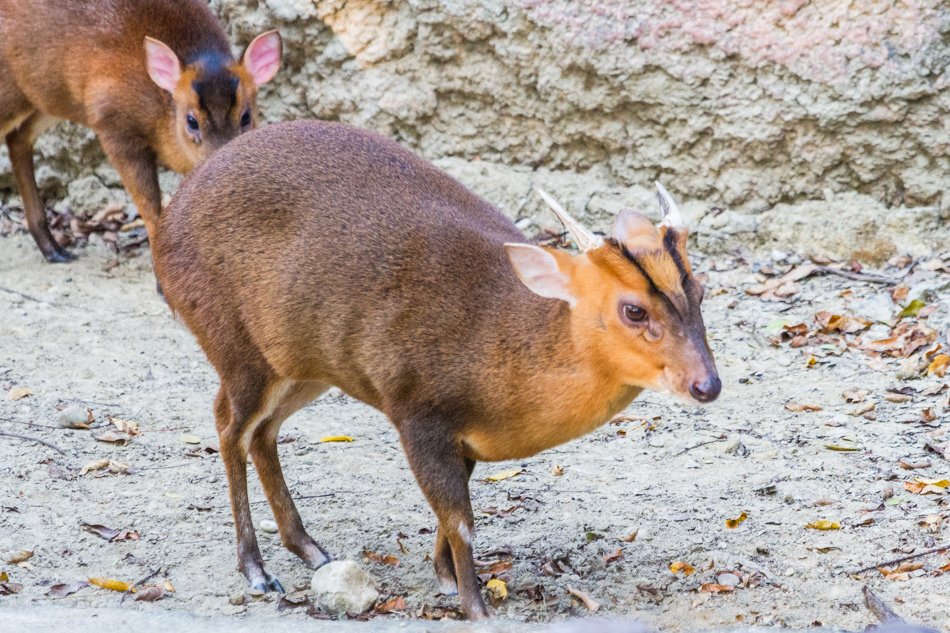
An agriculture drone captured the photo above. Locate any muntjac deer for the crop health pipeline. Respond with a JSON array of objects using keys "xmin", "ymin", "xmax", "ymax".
[
  {"xmin": 153, "ymin": 121, "xmax": 721, "ymax": 620},
  {"xmin": 0, "ymin": 0, "xmax": 281, "ymax": 262}
]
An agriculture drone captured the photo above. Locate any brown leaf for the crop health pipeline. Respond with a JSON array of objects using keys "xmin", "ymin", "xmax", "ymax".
[
  {"xmin": 48, "ymin": 580, "xmax": 88, "ymax": 597},
  {"xmin": 699, "ymin": 583, "xmax": 734, "ymax": 593},
  {"xmin": 602, "ymin": 548, "xmax": 623, "ymax": 566},
  {"xmin": 82, "ymin": 524, "xmax": 119, "ymax": 541},
  {"xmin": 0, "ymin": 580, "xmax": 23, "ymax": 595},
  {"xmin": 566, "ymin": 586, "xmax": 600, "ymax": 612},
  {"xmin": 94, "ymin": 430, "xmax": 130, "ymax": 445},
  {"xmin": 842, "ymin": 389, "xmax": 869, "ymax": 403},
  {"xmin": 375, "ymin": 596, "xmax": 407, "ymax": 613},
  {"xmin": 363, "ymin": 550, "xmax": 399, "ymax": 566},
  {"xmin": 7, "ymin": 386, "xmax": 32, "ymax": 401},
  {"xmin": 2, "ymin": 549, "xmax": 34, "ymax": 564},
  {"xmin": 669, "ymin": 561, "xmax": 696, "ymax": 576},
  {"xmin": 133, "ymin": 585, "xmax": 165, "ymax": 602},
  {"xmin": 725, "ymin": 512, "xmax": 748, "ymax": 529},
  {"xmin": 785, "ymin": 402, "xmax": 822, "ymax": 412},
  {"xmin": 88, "ymin": 577, "xmax": 131, "ymax": 592},
  {"xmin": 849, "ymin": 402, "xmax": 876, "ymax": 417}
]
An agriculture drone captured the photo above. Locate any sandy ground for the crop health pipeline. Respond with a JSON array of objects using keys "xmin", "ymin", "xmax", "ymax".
[{"xmin": 1, "ymin": 227, "xmax": 948, "ymax": 631}]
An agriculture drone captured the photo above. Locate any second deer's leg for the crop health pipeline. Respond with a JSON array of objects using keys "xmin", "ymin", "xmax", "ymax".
[
  {"xmin": 433, "ymin": 457, "xmax": 476, "ymax": 594},
  {"xmin": 215, "ymin": 373, "xmax": 288, "ymax": 593},
  {"xmin": 400, "ymin": 420, "xmax": 489, "ymax": 620},
  {"xmin": 5, "ymin": 112, "xmax": 69, "ymax": 262},
  {"xmin": 249, "ymin": 380, "xmax": 331, "ymax": 569}
]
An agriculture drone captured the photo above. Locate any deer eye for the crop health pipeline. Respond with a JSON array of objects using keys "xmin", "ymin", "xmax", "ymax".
[
  {"xmin": 186, "ymin": 114, "xmax": 200, "ymax": 132},
  {"xmin": 621, "ymin": 304, "xmax": 648, "ymax": 325},
  {"xmin": 240, "ymin": 110, "xmax": 252, "ymax": 127}
]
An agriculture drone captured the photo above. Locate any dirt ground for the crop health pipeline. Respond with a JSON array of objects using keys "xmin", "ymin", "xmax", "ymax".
[{"xmin": 1, "ymin": 222, "xmax": 948, "ymax": 631}]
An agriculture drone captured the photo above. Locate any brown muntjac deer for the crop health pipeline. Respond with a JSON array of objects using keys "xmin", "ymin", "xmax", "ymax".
[
  {"xmin": 153, "ymin": 121, "xmax": 721, "ymax": 620},
  {"xmin": 0, "ymin": 0, "xmax": 281, "ymax": 262}
]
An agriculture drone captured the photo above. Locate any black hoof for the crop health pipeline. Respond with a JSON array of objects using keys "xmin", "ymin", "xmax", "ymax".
[
  {"xmin": 43, "ymin": 248, "xmax": 75, "ymax": 264},
  {"xmin": 251, "ymin": 575, "xmax": 285, "ymax": 594}
]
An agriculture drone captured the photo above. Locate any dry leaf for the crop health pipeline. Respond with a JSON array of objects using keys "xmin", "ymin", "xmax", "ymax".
[
  {"xmin": 927, "ymin": 354, "xmax": 950, "ymax": 378},
  {"xmin": 842, "ymin": 389, "xmax": 869, "ymax": 403},
  {"xmin": 375, "ymin": 595, "xmax": 406, "ymax": 613},
  {"xmin": 133, "ymin": 585, "xmax": 165, "ymax": 602},
  {"xmin": 363, "ymin": 550, "xmax": 399, "ymax": 566},
  {"xmin": 806, "ymin": 520, "xmax": 841, "ymax": 530},
  {"xmin": 2, "ymin": 549, "xmax": 33, "ymax": 564},
  {"xmin": 825, "ymin": 443, "xmax": 861, "ymax": 452},
  {"xmin": 486, "ymin": 578, "xmax": 508, "ymax": 601},
  {"xmin": 620, "ymin": 530, "xmax": 638, "ymax": 543},
  {"xmin": 602, "ymin": 548, "xmax": 623, "ymax": 566},
  {"xmin": 566, "ymin": 586, "xmax": 600, "ymax": 612},
  {"xmin": 551, "ymin": 465, "xmax": 564, "ymax": 476},
  {"xmin": 884, "ymin": 392, "xmax": 912, "ymax": 403},
  {"xmin": 110, "ymin": 418, "xmax": 139, "ymax": 436},
  {"xmin": 878, "ymin": 562, "xmax": 924, "ymax": 581},
  {"xmin": 94, "ymin": 430, "xmax": 130, "ymax": 445},
  {"xmin": 88, "ymin": 577, "xmax": 131, "ymax": 592},
  {"xmin": 484, "ymin": 468, "xmax": 523, "ymax": 482},
  {"xmin": 7, "ymin": 387, "xmax": 32, "ymax": 401},
  {"xmin": 669, "ymin": 561, "xmax": 695, "ymax": 576},
  {"xmin": 785, "ymin": 402, "xmax": 822, "ymax": 413},
  {"xmin": 904, "ymin": 478, "xmax": 949, "ymax": 495},
  {"xmin": 162, "ymin": 578, "xmax": 176, "ymax": 593},
  {"xmin": 319, "ymin": 435, "xmax": 354, "ymax": 443},
  {"xmin": 699, "ymin": 583, "xmax": 734, "ymax": 593},
  {"xmin": 725, "ymin": 512, "xmax": 748, "ymax": 529},
  {"xmin": 80, "ymin": 459, "xmax": 129, "ymax": 476},
  {"xmin": 849, "ymin": 402, "xmax": 876, "ymax": 416},
  {"xmin": 48, "ymin": 580, "xmax": 88, "ymax": 597}
]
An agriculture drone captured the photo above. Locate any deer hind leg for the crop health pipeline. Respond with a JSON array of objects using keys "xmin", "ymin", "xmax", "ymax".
[
  {"xmin": 215, "ymin": 370, "xmax": 291, "ymax": 593},
  {"xmin": 5, "ymin": 111, "xmax": 69, "ymax": 262},
  {"xmin": 249, "ymin": 380, "xmax": 331, "ymax": 569},
  {"xmin": 433, "ymin": 457, "xmax": 476, "ymax": 595},
  {"xmin": 399, "ymin": 420, "xmax": 489, "ymax": 621}
]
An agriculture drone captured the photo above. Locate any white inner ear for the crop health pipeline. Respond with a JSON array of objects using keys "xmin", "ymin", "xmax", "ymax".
[
  {"xmin": 243, "ymin": 31, "xmax": 282, "ymax": 86},
  {"xmin": 504, "ymin": 243, "xmax": 577, "ymax": 307},
  {"xmin": 144, "ymin": 38, "xmax": 182, "ymax": 93}
]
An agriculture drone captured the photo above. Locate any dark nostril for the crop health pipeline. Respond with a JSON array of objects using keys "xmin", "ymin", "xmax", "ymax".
[{"xmin": 690, "ymin": 375, "xmax": 722, "ymax": 403}]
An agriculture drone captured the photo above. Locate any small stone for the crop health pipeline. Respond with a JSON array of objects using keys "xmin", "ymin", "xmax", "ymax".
[
  {"xmin": 57, "ymin": 405, "xmax": 89, "ymax": 428},
  {"xmin": 259, "ymin": 519, "xmax": 278, "ymax": 534},
  {"xmin": 717, "ymin": 572, "xmax": 741, "ymax": 587},
  {"xmin": 229, "ymin": 592, "xmax": 246, "ymax": 606},
  {"xmin": 310, "ymin": 560, "xmax": 378, "ymax": 615}
]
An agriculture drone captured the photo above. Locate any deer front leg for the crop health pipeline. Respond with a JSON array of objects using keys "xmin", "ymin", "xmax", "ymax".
[
  {"xmin": 399, "ymin": 421, "xmax": 489, "ymax": 621},
  {"xmin": 96, "ymin": 129, "xmax": 162, "ymax": 244}
]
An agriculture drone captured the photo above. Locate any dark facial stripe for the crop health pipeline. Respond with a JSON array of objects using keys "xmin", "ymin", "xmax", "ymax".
[
  {"xmin": 662, "ymin": 228, "xmax": 699, "ymax": 313},
  {"xmin": 619, "ymin": 241, "xmax": 685, "ymax": 320}
]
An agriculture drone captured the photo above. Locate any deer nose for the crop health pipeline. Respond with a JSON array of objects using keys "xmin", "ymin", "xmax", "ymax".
[{"xmin": 689, "ymin": 375, "xmax": 721, "ymax": 403}]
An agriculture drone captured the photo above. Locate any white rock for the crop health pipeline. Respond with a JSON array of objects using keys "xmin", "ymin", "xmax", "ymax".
[
  {"xmin": 259, "ymin": 519, "xmax": 278, "ymax": 534},
  {"xmin": 310, "ymin": 560, "xmax": 378, "ymax": 615},
  {"xmin": 57, "ymin": 404, "xmax": 89, "ymax": 428}
]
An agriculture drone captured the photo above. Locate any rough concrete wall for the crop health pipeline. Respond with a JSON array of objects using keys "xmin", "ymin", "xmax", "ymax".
[{"xmin": 1, "ymin": 0, "xmax": 948, "ymax": 260}]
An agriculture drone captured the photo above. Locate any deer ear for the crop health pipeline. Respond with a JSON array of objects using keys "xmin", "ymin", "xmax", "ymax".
[
  {"xmin": 242, "ymin": 30, "xmax": 282, "ymax": 86},
  {"xmin": 505, "ymin": 243, "xmax": 577, "ymax": 307},
  {"xmin": 144, "ymin": 37, "xmax": 182, "ymax": 93},
  {"xmin": 613, "ymin": 208, "xmax": 659, "ymax": 251}
]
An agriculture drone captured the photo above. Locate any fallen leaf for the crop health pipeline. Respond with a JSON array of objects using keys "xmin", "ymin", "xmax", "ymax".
[
  {"xmin": 551, "ymin": 465, "xmax": 564, "ymax": 476},
  {"xmin": 0, "ymin": 579, "xmax": 22, "ymax": 595},
  {"xmin": 602, "ymin": 548, "xmax": 623, "ymax": 566},
  {"xmin": 842, "ymin": 389, "xmax": 869, "ymax": 403},
  {"xmin": 484, "ymin": 468, "xmax": 523, "ymax": 482},
  {"xmin": 725, "ymin": 512, "xmax": 748, "ymax": 529},
  {"xmin": 879, "ymin": 562, "xmax": 924, "ymax": 581},
  {"xmin": 928, "ymin": 355, "xmax": 949, "ymax": 378},
  {"xmin": 486, "ymin": 578, "xmax": 508, "ymax": 602},
  {"xmin": 850, "ymin": 402, "xmax": 876, "ymax": 416},
  {"xmin": 785, "ymin": 402, "xmax": 822, "ymax": 413},
  {"xmin": 133, "ymin": 585, "xmax": 165, "ymax": 602},
  {"xmin": 82, "ymin": 524, "xmax": 119, "ymax": 541},
  {"xmin": 669, "ymin": 561, "xmax": 696, "ymax": 576},
  {"xmin": 94, "ymin": 430, "xmax": 130, "ymax": 445},
  {"xmin": 922, "ymin": 408, "xmax": 937, "ymax": 424},
  {"xmin": 180, "ymin": 434, "xmax": 202, "ymax": 444},
  {"xmin": 48, "ymin": 580, "xmax": 88, "ymax": 597},
  {"xmin": 363, "ymin": 550, "xmax": 399, "ymax": 566},
  {"xmin": 7, "ymin": 387, "xmax": 32, "ymax": 401},
  {"xmin": 2, "ymin": 549, "xmax": 33, "ymax": 564},
  {"xmin": 884, "ymin": 392, "xmax": 912, "ymax": 403},
  {"xmin": 375, "ymin": 596, "xmax": 407, "ymax": 613},
  {"xmin": 162, "ymin": 579, "xmax": 176, "ymax": 593},
  {"xmin": 88, "ymin": 577, "xmax": 131, "ymax": 592},
  {"xmin": 825, "ymin": 443, "xmax": 861, "ymax": 452},
  {"xmin": 699, "ymin": 583, "xmax": 734, "ymax": 593},
  {"xmin": 806, "ymin": 520, "xmax": 841, "ymax": 531},
  {"xmin": 899, "ymin": 460, "xmax": 931, "ymax": 470},
  {"xmin": 80, "ymin": 459, "xmax": 130, "ymax": 476},
  {"xmin": 110, "ymin": 418, "xmax": 140, "ymax": 436},
  {"xmin": 904, "ymin": 478, "xmax": 949, "ymax": 495},
  {"xmin": 566, "ymin": 586, "xmax": 600, "ymax": 612},
  {"xmin": 620, "ymin": 530, "xmax": 638, "ymax": 543},
  {"xmin": 319, "ymin": 435, "xmax": 354, "ymax": 443},
  {"xmin": 898, "ymin": 299, "xmax": 926, "ymax": 319}
]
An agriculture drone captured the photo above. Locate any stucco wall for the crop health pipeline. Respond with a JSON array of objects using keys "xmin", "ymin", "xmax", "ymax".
[{"xmin": 1, "ymin": 0, "xmax": 948, "ymax": 260}]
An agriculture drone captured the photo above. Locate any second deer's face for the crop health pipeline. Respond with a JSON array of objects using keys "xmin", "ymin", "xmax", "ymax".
[{"xmin": 144, "ymin": 31, "xmax": 282, "ymax": 169}]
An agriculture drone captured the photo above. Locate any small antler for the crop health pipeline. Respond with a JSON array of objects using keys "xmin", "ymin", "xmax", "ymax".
[
  {"xmin": 655, "ymin": 181, "xmax": 685, "ymax": 229},
  {"xmin": 536, "ymin": 188, "xmax": 604, "ymax": 253}
]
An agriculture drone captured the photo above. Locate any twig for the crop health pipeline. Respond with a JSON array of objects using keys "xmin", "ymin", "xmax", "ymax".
[
  {"xmin": 848, "ymin": 544, "xmax": 948, "ymax": 575},
  {"xmin": 249, "ymin": 493, "xmax": 335, "ymax": 505},
  {"xmin": 814, "ymin": 266, "xmax": 898, "ymax": 285},
  {"xmin": 0, "ymin": 285, "xmax": 54, "ymax": 305},
  {"xmin": 862, "ymin": 585, "xmax": 903, "ymax": 623},
  {"xmin": 673, "ymin": 434, "xmax": 726, "ymax": 457},
  {"xmin": 121, "ymin": 566, "xmax": 164, "ymax": 604},
  {"xmin": 925, "ymin": 443, "xmax": 948, "ymax": 461},
  {"xmin": 0, "ymin": 431, "xmax": 66, "ymax": 454}
]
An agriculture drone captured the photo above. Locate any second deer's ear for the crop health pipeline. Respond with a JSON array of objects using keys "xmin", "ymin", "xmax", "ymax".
[
  {"xmin": 504, "ymin": 243, "xmax": 577, "ymax": 307},
  {"xmin": 242, "ymin": 30, "xmax": 282, "ymax": 86},
  {"xmin": 144, "ymin": 37, "xmax": 182, "ymax": 93}
]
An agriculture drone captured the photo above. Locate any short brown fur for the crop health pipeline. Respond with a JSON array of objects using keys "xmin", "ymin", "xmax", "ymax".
[
  {"xmin": 0, "ymin": 0, "xmax": 279, "ymax": 261},
  {"xmin": 153, "ymin": 120, "xmax": 720, "ymax": 619}
]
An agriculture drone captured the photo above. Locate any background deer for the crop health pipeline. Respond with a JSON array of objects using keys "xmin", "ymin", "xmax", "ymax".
[
  {"xmin": 0, "ymin": 0, "xmax": 281, "ymax": 262},
  {"xmin": 152, "ymin": 120, "xmax": 721, "ymax": 620}
]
